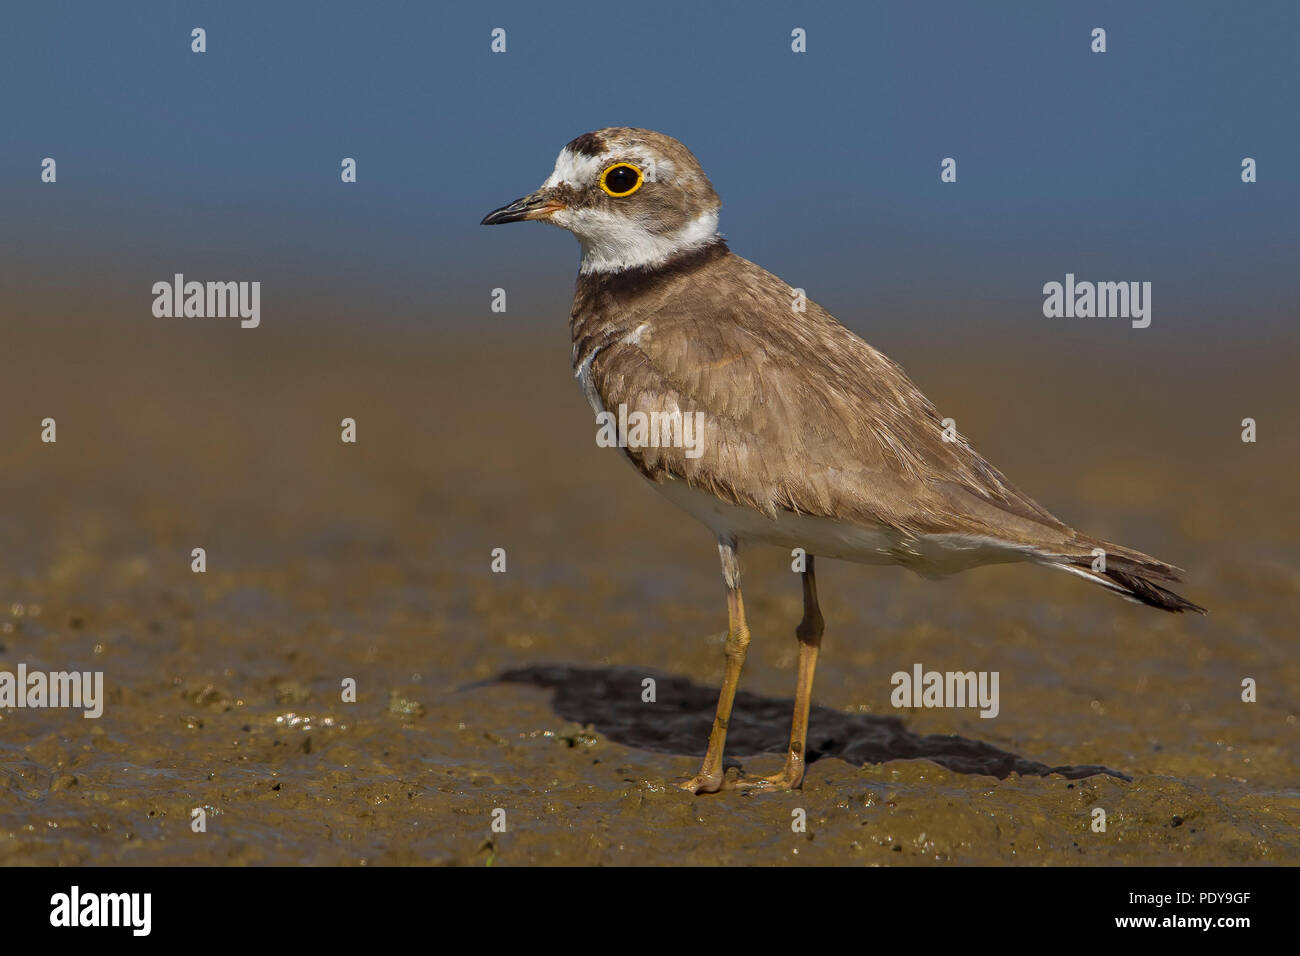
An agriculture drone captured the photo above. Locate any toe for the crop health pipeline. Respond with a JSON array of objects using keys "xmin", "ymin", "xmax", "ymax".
[{"xmin": 678, "ymin": 772, "xmax": 723, "ymax": 795}]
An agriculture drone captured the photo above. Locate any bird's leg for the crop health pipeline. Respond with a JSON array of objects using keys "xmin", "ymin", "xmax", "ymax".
[
  {"xmin": 679, "ymin": 537, "xmax": 750, "ymax": 795},
  {"xmin": 738, "ymin": 553, "xmax": 824, "ymax": 791}
]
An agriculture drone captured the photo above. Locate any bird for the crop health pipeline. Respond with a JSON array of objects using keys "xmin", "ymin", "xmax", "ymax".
[{"xmin": 481, "ymin": 127, "xmax": 1206, "ymax": 795}]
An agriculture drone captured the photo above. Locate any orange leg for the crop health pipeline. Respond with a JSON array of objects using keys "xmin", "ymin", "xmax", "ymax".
[
  {"xmin": 748, "ymin": 554, "xmax": 823, "ymax": 789},
  {"xmin": 679, "ymin": 538, "xmax": 750, "ymax": 794}
]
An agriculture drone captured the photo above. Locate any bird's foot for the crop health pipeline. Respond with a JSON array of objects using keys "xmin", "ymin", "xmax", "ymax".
[
  {"xmin": 728, "ymin": 768, "xmax": 804, "ymax": 792},
  {"xmin": 678, "ymin": 764, "xmax": 804, "ymax": 794},
  {"xmin": 677, "ymin": 769, "xmax": 725, "ymax": 795}
]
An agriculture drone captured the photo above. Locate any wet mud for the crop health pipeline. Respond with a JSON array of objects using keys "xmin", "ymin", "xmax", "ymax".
[{"xmin": 2, "ymin": 318, "xmax": 1297, "ymax": 865}]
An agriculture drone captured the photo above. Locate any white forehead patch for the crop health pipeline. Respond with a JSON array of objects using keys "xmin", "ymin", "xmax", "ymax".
[
  {"xmin": 541, "ymin": 146, "xmax": 678, "ymax": 188},
  {"xmin": 542, "ymin": 147, "xmax": 605, "ymax": 188}
]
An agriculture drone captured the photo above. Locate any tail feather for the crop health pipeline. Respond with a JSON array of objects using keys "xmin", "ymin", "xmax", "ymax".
[
  {"xmin": 1050, "ymin": 542, "xmax": 1207, "ymax": 615},
  {"xmin": 1099, "ymin": 565, "xmax": 1207, "ymax": 614}
]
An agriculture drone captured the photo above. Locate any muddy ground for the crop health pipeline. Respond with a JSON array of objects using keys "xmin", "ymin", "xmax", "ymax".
[{"xmin": 1, "ymin": 315, "xmax": 1296, "ymax": 865}]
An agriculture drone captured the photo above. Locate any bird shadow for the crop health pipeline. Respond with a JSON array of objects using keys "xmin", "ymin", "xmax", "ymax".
[{"xmin": 485, "ymin": 664, "xmax": 1130, "ymax": 782}]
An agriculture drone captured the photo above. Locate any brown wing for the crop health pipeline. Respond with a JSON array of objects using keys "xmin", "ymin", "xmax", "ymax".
[{"xmin": 576, "ymin": 249, "xmax": 1080, "ymax": 552}]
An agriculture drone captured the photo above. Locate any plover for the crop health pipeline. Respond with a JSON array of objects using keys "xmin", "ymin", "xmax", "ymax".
[{"xmin": 482, "ymin": 127, "xmax": 1205, "ymax": 795}]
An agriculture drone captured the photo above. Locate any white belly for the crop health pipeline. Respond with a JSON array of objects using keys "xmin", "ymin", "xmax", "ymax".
[{"xmin": 652, "ymin": 477, "xmax": 1035, "ymax": 577}]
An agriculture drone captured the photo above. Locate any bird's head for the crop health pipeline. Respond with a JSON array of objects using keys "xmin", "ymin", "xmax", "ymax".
[{"xmin": 481, "ymin": 127, "xmax": 722, "ymax": 274}]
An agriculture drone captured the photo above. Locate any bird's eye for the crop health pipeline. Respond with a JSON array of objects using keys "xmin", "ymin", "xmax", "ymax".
[{"xmin": 599, "ymin": 162, "xmax": 644, "ymax": 198}]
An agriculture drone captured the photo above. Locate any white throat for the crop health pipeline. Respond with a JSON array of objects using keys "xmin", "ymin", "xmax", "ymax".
[{"xmin": 554, "ymin": 207, "xmax": 720, "ymax": 274}]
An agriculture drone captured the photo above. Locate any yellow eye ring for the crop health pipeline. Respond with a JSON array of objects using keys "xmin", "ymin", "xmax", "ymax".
[{"xmin": 599, "ymin": 162, "xmax": 644, "ymax": 197}]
